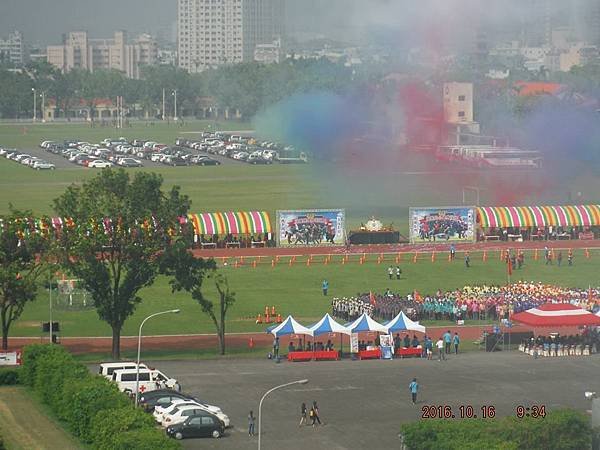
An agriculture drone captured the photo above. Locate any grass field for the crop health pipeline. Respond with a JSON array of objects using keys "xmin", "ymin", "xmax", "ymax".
[
  {"xmin": 0, "ymin": 387, "xmax": 80, "ymax": 450},
  {"xmin": 10, "ymin": 248, "xmax": 600, "ymax": 338}
]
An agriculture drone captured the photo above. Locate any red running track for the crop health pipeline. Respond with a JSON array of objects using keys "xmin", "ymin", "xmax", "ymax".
[{"xmin": 191, "ymin": 239, "xmax": 600, "ymax": 259}]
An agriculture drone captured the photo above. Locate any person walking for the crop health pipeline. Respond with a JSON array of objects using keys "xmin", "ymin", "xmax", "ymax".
[
  {"xmin": 453, "ymin": 332, "xmax": 460, "ymax": 354},
  {"xmin": 557, "ymin": 251, "xmax": 563, "ymax": 267},
  {"xmin": 465, "ymin": 251, "xmax": 470, "ymax": 268},
  {"xmin": 248, "ymin": 410, "xmax": 255, "ymax": 436},
  {"xmin": 443, "ymin": 330, "xmax": 452, "ymax": 354},
  {"xmin": 409, "ymin": 378, "xmax": 419, "ymax": 405},
  {"xmin": 436, "ymin": 336, "xmax": 445, "ymax": 361},
  {"xmin": 273, "ymin": 336, "xmax": 280, "ymax": 360},
  {"xmin": 299, "ymin": 402, "xmax": 308, "ymax": 427},
  {"xmin": 396, "ymin": 266, "xmax": 402, "ymax": 280},
  {"xmin": 388, "ymin": 265, "xmax": 394, "ymax": 280},
  {"xmin": 322, "ymin": 279, "xmax": 329, "ymax": 296},
  {"xmin": 312, "ymin": 400, "xmax": 322, "ymax": 426},
  {"xmin": 568, "ymin": 249, "xmax": 573, "ymax": 266},
  {"xmin": 450, "ymin": 244, "xmax": 456, "ymax": 261}
]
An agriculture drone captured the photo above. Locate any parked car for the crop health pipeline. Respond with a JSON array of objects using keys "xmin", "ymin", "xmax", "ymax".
[
  {"xmin": 191, "ymin": 156, "xmax": 220, "ymax": 166},
  {"xmin": 166, "ymin": 412, "xmax": 225, "ymax": 440},
  {"xmin": 99, "ymin": 362, "xmax": 147, "ymax": 379},
  {"xmin": 33, "ymin": 161, "xmax": 56, "ymax": 170},
  {"xmin": 88, "ymin": 159, "xmax": 113, "ymax": 168},
  {"xmin": 162, "ymin": 156, "xmax": 188, "ymax": 167},
  {"xmin": 138, "ymin": 389, "xmax": 196, "ymax": 413},
  {"xmin": 117, "ymin": 158, "xmax": 143, "ymax": 168},
  {"xmin": 248, "ymin": 153, "xmax": 272, "ymax": 165},
  {"xmin": 161, "ymin": 403, "xmax": 230, "ymax": 428},
  {"xmin": 111, "ymin": 368, "xmax": 179, "ymax": 394}
]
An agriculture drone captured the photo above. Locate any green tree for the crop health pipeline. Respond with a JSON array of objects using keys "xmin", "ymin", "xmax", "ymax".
[
  {"xmin": 161, "ymin": 243, "xmax": 236, "ymax": 355},
  {"xmin": 53, "ymin": 169, "xmax": 190, "ymax": 359},
  {"xmin": 0, "ymin": 208, "xmax": 49, "ymax": 349}
]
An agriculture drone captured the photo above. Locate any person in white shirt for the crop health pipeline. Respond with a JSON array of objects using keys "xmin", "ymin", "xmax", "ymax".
[{"xmin": 436, "ymin": 337, "xmax": 445, "ymax": 361}]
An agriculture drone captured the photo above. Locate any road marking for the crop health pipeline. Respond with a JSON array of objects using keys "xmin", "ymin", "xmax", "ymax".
[{"xmin": 289, "ymin": 386, "xmax": 362, "ymax": 392}]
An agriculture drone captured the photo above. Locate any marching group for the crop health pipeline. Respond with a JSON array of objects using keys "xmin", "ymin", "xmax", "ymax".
[{"xmin": 331, "ymin": 282, "xmax": 600, "ymax": 324}]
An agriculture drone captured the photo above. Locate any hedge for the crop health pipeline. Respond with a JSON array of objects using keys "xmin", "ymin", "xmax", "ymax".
[
  {"xmin": 400, "ymin": 409, "xmax": 591, "ymax": 450},
  {"xmin": 21, "ymin": 344, "xmax": 180, "ymax": 450},
  {"xmin": 0, "ymin": 368, "xmax": 20, "ymax": 385}
]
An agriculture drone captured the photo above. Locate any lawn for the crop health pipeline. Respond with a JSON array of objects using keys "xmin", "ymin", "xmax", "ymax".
[
  {"xmin": 11, "ymin": 249, "xmax": 600, "ymax": 338},
  {"xmin": 0, "ymin": 387, "xmax": 80, "ymax": 450}
]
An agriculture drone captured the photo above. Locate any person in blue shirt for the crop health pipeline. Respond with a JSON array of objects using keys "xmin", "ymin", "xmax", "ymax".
[
  {"xmin": 453, "ymin": 332, "xmax": 460, "ymax": 354},
  {"xmin": 322, "ymin": 279, "xmax": 329, "ymax": 296},
  {"xmin": 443, "ymin": 330, "xmax": 452, "ymax": 354},
  {"xmin": 409, "ymin": 378, "xmax": 419, "ymax": 405}
]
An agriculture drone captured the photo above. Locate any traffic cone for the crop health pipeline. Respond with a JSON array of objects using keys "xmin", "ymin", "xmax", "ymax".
[
  {"xmin": 255, "ymin": 315, "xmax": 262, "ymax": 324},
  {"xmin": 341, "ymin": 256, "xmax": 346, "ymax": 265},
  {"xmin": 395, "ymin": 255, "xmax": 400, "ymax": 264},
  {"xmin": 586, "ymin": 248, "xmax": 590, "ymax": 259},
  {"xmin": 324, "ymin": 256, "xmax": 329, "ymax": 265},
  {"xmin": 252, "ymin": 259, "xmax": 257, "ymax": 268},
  {"xmin": 276, "ymin": 313, "xmax": 282, "ymax": 323},
  {"xmin": 431, "ymin": 251, "xmax": 435, "ymax": 263},
  {"xmin": 288, "ymin": 257, "xmax": 293, "ymax": 267},
  {"xmin": 265, "ymin": 314, "xmax": 271, "ymax": 324},
  {"xmin": 249, "ymin": 337, "xmax": 255, "ymax": 348},
  {"xmin": 483, "ymin": 250, "xmax": 487, "ymax": 262},
  {"xmin": 306, "ymin": 258, "xmax": 311, "ymax": 267},
  {"xmin": 264, "ymin": 306, "xmax": 269, "ymax": 316},
  {"xmin": 359, "ymin": 257, "xmax": 364, "ymax": 265},
  {"xmin": 534, "ymin": 249, "xmax": 538, "ymax": 260},
  {"xmin": 271, "ymin": 259, "xmax": 276, "ymax": 268},
  {"xmin": 271, "ymin": 306, "xmax": 276, "ymax": 316},
  {"xmin": 413, "ymin": 252, "xmax": 418, "ymax": 263}
]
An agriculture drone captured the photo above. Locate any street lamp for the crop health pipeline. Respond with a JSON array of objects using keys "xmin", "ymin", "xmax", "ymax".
[
  {"xmin": 258, "ymin": 379, "xmax": 308, "ymax": 450},
  {"xmin": 32, "ymin": 88, "xmax": 36, "ymax": 122},
  {"xmin": 40, "ymin": 92, "xmax": 46, "ymax": 123},
  {"xmin": 172, "ymin": 90, "xmax": 178, "ymax": 121},
  {"xmin": 135, "ymin": 309, "xmax": 180, "ymax": 407},
  {"xmin": 585, "ymin": 391, "xmax": 599, "ymax": 428}
]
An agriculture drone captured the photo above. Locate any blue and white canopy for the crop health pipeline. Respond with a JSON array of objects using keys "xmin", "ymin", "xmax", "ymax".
[
  {"xmin": 308, "ymin": 313, "xmax": 351, "ymax": 336},
  {"xmin": 267, "ymin": 315, "xmax": 313, "ymax": 337},
  {"xmin": 345, "ymin": 313, "xmax": 388, "ymax": 334},
  {"xmin": 384, "ymin": 311, "xmax": 426, "ymax": 334}
]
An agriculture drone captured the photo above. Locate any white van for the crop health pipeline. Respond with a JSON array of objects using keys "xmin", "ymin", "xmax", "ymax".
[
  {"xmin": 112, "ymin": 368, "xmax": 179, "ymax": 394},
  {"xmin": 98, "ymin": 362, "xmax": 147, "ymax": 380}
]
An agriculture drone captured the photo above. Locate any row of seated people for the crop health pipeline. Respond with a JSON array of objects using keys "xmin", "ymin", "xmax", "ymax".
[
  {"xmin": 288, "ymin": 340, "xmax": 335, "ymax": 353},
  {"xmin": 193, "ymin": 233, "xmax": 276, "ymax": 248},
  {"xmin": 477, "ymin": 226, "xmax": 597, "ymax": 241},
  {"xmin": 519, "ymin": 334, "xmax": 598, "ymax": 356}
]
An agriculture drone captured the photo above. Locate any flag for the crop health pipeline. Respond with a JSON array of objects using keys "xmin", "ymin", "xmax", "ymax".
[
  {"xmin": 369, "ymin": 291, "xmax": 377, "ymax": 306},
  {"xmin": 507, "ymin": 257, "xmax": 513, "ymax": 276}
]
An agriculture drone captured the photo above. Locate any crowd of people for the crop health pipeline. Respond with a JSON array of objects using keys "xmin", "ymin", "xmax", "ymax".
[
  {"xmin": 331, "ymin": 282, "xmax": 600, "ymax": 323},
  {"xmin": 195, "ymin": 233, "xmax": 275, "ymax": 248}
]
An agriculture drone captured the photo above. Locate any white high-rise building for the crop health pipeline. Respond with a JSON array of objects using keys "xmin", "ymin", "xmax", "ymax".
[
  {"xmin": 178, "ymin": 0, "xmax": 283, "ymax": 72},
  {"xmin": 0, "ymin": 31, "xmax": 27, "ymax": 66}
]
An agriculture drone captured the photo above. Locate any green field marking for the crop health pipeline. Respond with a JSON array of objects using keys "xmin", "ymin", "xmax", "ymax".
[
  {"xmin": 0, "ymin": 387, "xmax": 81, "ymax": 450},
  {"xmin": 11, "ymin": 248, "xmax": 599, "ymax": 338}
]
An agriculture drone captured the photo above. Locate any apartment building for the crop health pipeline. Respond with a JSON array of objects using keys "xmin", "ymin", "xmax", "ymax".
[{"xmin": 0, "ymin": 31, "xmax": 27, "ymax": 66}]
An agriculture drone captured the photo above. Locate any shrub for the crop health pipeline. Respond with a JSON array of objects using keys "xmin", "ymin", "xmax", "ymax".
[
  {"xmin": 20, "ymin": 344, "xmax": 181, "ymax": 449},
  {"xmin": 401, "ymin": 410, "xmax": 591, "ymax": 450},
  {"xmin": 111, "ymin": 429, "xmax": 180, "ymax": 450},
  {"xmin": 0, "ymin": 368, "xmax": 20, "ymax": 385},
  {"xmin": 90, "ymin": 407, "xmax": 173, "ymax": 450}
]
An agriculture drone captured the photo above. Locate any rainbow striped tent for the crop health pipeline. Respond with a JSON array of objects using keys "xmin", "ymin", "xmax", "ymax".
[
  {"xmin": 477, "ymin": 205, "xmax": 600, "ymax": 228},
  {"xmin": 187, "ymin": 211, "xmax": 272, "ymax": 235}
]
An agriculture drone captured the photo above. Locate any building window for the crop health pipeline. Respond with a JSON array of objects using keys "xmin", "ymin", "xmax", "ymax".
[
  {"xmin": 458, "ymin": 95, "xmax": 466, "ymax": 101},
  {"xmin": 458, "ymin": 111, "xmax": 465, "ymax": 117}
]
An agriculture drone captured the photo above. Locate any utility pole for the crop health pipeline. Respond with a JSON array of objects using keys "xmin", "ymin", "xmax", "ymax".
[
  {"xmin": 32, "ymin": 88, "xmax": 36, "ymax": 122},
  {"xmin": 162, "ymin": 88, "xmax": 165, "ymax": 121},
  {"xmin": 41, "ymin": 92, "xmax": 46, "ymax": 123},
  {"xmin": 172, "ymin": 90, "xmax": 178, "ymax": 121}
]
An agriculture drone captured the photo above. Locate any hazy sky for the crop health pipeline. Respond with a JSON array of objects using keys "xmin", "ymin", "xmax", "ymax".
[{"xmin": 0, "ymin": 0, "xmax": 584, "ymax": 46}]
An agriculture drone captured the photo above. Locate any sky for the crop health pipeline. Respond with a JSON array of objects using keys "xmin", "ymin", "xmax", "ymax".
[{"xmin": 0, "ymin": 0, "xmax": 584, "ymax": 46}]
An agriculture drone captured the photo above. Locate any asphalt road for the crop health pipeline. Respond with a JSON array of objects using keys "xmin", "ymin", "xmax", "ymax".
[{"xmin": 131, "ymin": 352, "xmax": 600, "ymax": 450}]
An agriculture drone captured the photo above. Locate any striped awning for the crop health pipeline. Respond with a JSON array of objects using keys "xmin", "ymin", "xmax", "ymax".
[
  {"xmin": 477, "ymin": 205, "xmax": 600, "ymax": 228},
  {"xmin": 187, "ymin": 211, "xmax": 272, "ymax": 235}
]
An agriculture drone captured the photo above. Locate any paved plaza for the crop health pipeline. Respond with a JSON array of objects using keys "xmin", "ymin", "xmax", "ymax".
[{"xmin": 141, "ymin": 352, "xmax": 600, "ymax": 449}]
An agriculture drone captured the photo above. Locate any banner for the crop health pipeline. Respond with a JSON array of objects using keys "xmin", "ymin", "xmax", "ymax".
[
  {"xmin": 276, "ymin": 209, "xmax": 345, "ymax": 246},
  {"xmin": 409, "ymin": 206, "xmax": 475, "ymax": 243},
  {"xmin": 0, "ymin": 351, "xmax": 21, "ymax": 366},
  {"xmin": 350, "ymin": 333, "xmax": 359, "ymax": 353}
]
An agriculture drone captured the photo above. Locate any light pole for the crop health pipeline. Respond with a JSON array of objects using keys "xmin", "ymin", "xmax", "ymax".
[
  {"xmin": 585, "ymin": 391, "xmax": 599, "ymax": 428},
  {"xmin": 40, "ymin": 92, "xmax": 46, "ymax": 123},
  {"xmin": 258, "ymin": 379, "xmax": 308, "ymax": 450},
  {"xmin": 135, "ymin": 309, "xmax": 180, "ymax": 407},
  {"xmin": 162, "ymin": 88, "xmax": 165, "ymax": 121},
  {"xmin": 32, "ymin": 88, "xmax": 36, "ymax": 122},
  {"xmin": 172, "ymin": 90, "xmax": 178, "ymax": 121}
]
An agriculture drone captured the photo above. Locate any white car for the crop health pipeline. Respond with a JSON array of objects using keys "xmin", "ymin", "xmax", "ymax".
[
  {"xmin": 88, "ymin": 159, "xmax": 113, "ymax": 168},
  {"xmin": 161, "ymin": 403, "xmax": 230, "ymax": 428},
  {"xmin": 33, "ymin": 161, "xmax": 56, "ymax": 170},
  {"xmin": 154, "ymin": 399, "xmax": 200, "ymax": 423},
  {"xmin": 150, "ymin": 153, "xmax": 163, "ymax": 162}
]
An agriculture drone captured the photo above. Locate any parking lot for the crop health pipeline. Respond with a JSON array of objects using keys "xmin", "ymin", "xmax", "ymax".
[{"xmin": 132, "ymin": 352, "xmax": 600, "ymax": 449}]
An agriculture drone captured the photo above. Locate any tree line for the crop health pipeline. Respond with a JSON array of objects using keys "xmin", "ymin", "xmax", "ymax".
[{"xmin": 0, "ymin": 59, "xmax": 379, "ymax": 120}]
